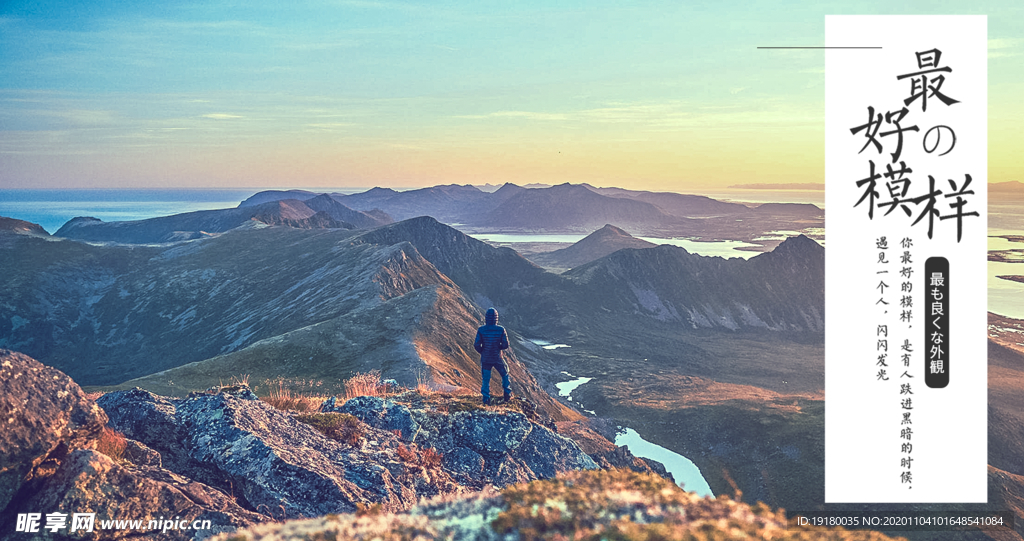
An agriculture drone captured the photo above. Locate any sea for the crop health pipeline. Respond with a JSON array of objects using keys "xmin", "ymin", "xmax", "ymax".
[
  {"xmin": 0, "ymin": 189, "xmax": 259, "ymax": 234},
  {"xmin": 2, "ymin": 187, "xmax": 1022, "ymax": 318}
]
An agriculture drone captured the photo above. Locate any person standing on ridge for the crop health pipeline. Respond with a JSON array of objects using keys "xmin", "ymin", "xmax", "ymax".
[{"xmin": 475, "ymin": 307, "xmax": 512, "ymax": 404}]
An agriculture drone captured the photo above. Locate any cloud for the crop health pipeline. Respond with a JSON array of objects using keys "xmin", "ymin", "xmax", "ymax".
[
  {"xmin": 457, "ymin": 111, "xmax": 569, "ymax": 121},
  {"xmin": 202, "ymin": 113, "xmax": 244, "ymax": 120},
  {"xmin": 989, "ymin": 38, "xmax": 1022, "ymax": 50},
  {"xmin": 989, "ymin": 38, "xmax": 1022, "ymax": 59},
  {"xmin": 282, "ymin": 40, "xmax": 361, "ymax": 51},
  {"xmin": 305, "ymin": 122, "xmax": 355, "ymax": 130},
  {"xmin": 454, "ymin": 98, "xmax": 820, "ymax": 132}
]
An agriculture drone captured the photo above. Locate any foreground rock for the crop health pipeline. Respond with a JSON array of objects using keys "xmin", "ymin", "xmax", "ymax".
[
  {"xmin": 0, "ymin": 351, "xmax": 264, "ymax": 540},
  {"xmin": 99, "ymin": 388, "xmax": 601, "ymax": 520},
  {"xmin": 0, "ymin": 350, "xmax": 673, "ymax": 540},
  {"xmin": 5, "ymin": 450, "xmax": 263, "ymax": 540},
  {"xmin": 211, "ymin": 469, "xmax": 902, "ymax": 541},
  {"xmin": 328, "ymin": 395, "xmax": 599, "ymax": 488},
  {"xmin": 0, "ymin": 350, "xmax": 106, "ymax": 513}
]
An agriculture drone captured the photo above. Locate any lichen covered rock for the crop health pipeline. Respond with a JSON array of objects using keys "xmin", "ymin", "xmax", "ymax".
[
  {"xmin": 100, "ymin": 388, "xmax": 464, "ymax": 519},
  {"xmin": 332, "ymin": 392, "xmax": 599, "ymax": 489},
  {"xmin": 6, "ymin": 450, "xmax": 263, "ymax": 540},
  {"xmin": 0, "ymin": 349, "xmax": 107, "ymax": 512}
]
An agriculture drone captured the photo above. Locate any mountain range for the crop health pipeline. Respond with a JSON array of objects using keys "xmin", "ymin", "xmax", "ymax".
[
  {"xmin": 53, "ymin": 195, "xmax": 392, "ymax": 244},
  {"xmin": 234, "ymin": 182, "xmax": 822, "ymax": 239},
  {"xmin": 38, "ymin": 183, "xmax": 824, "ymax": 250},
  {"xmin": 1, "ymin": 216, "xmax": 823, "ymax": 381}
]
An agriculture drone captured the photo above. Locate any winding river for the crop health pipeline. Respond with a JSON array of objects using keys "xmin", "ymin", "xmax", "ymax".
[{"xmin": 556, "ymin": 371, "xmax": 714, "ymax": 498}]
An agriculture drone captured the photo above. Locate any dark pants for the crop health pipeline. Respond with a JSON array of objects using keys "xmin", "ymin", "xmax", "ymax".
[{"xmin": 482, "ymin": 361, "xmax": 511, "ymax": 400}]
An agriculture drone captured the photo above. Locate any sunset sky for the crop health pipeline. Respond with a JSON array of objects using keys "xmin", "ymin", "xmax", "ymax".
[{"xmin": 1, "ymin": 1, "xmax": 1022, "ymax": 191}]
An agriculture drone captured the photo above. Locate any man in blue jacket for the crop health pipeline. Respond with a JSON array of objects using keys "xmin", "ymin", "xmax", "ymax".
[{"xmin": 474, "ymin": 307, "xmax": 512, "ymax": 404}]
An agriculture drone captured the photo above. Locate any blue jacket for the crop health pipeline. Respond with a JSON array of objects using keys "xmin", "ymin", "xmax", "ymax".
[{"xmin": 474, "ymin": 308, "xmax": 509, "ymax": 367}]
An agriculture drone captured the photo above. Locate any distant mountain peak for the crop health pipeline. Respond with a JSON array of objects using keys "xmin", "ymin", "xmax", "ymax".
[
  {"xmin": 0, "ymin": 216, "xmax": 50, "ymax": 237},
  {"xmin": 593, "ymin": 224, "xmax": 630, "ymax": 237},
  {"xmin": 495, "ymin": 182, "xmax": 524, "ymax": 193},
  {"xmin": 529, "ymin": 223, "xmax": 655, "ymax": 271},
  {"xmin": 774, "ymin": 234, "xmax": 822, "ymax": 253},
  {"xmin": 53, "ymin": 216, "xmax": 103, "ymax": 237},
  {"xmin": 550, "ymin": 182, "xmax": 593, "ymax": 192},
  {"xmin": 67, "ymin": 216, "xmax": 102, "ymax": 225}
]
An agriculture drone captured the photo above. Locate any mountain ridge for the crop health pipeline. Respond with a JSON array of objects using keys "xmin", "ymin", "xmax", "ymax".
[{"xmin": 52, "ymin": 196, "xmax": 395, "ymax": 244}]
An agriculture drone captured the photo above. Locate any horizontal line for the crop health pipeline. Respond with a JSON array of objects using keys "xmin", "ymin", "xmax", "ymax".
[{"xmin": 757, "ymin": 46, "xmax": 883, "ymax": 49}]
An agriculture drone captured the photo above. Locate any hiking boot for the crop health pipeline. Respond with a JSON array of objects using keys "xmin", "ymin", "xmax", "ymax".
[{"xmin": 503, "ymin": 391, "xmax": 513, "ymax": 402}]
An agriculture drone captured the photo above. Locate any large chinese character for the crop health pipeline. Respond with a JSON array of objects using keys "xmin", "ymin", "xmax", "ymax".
[
  {"xmin": 940, "ymin": 174, "xmax": 979, "ymax": 242},
  {"xmin": 896, "ymin": 48, "xmax": 959, "ymax": 112}
]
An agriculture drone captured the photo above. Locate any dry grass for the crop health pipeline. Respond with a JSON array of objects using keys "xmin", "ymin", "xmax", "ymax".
[
  {"xmin": 494, "ymin": 469, "xmax": 903, "ymax": 541},
  {"xmin": 95, "ymin": 426, "xmax": 127, "ymax": 463},
  {"xmin": 257, "ymin": 371, "xmax": 395, "ymax": 413},
  {"xmin": 395, "ymin": 443, "xmax": 417, "ymax": 462},
  {"xmin": 260, "ymin": 380, "xmax": 329, "ymax": 412},
  {"xmin": 420, "ymin": 447, "xmax": 443, "ymax": 469},
  {"xmin": 414, "ymin": 370, "xmax": 434, "ymax": 396},
  {"xmin": 344, "ymin": 369, "xmax": 382, "ymax": 399},
  {"xmin": 393, "ymin": 443, "xmax": 443, "ymax": 468}
]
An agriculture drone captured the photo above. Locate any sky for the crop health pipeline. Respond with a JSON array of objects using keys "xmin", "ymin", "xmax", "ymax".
[{"xmin": 1, "ymin": 0, "xmax": 1022, "ymax": 191}]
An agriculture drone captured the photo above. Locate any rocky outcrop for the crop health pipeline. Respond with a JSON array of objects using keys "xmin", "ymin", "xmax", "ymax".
[
  {"xmin": 96, "ymin": 388, "xmax": 601, "ymax": 520},
  {"xmin": 0, "ymin": 349, "xmax": 685, "ymax": 540},
  {"xmin": 5, "ymin": 450, "xmax": 263, "ymax": 540},
  {"xmin": 325, "ymin": 395, "xmax": 599, "ymax": 489},
  {"xmin": 589, "ymin": 446, "xmax": 674, "ymax": 482},
  {"xmin": 0, "ymin": 352, "xmax": 264, "ymax": 540},
  {"xmin": 0, "ymin": 350, "xmax": 106, "ymax": 512},
  {"xmin": 100, "ymin": 388, "xmax": 458, "ymax": 518},
  {"xmin": 93, "ymin": 388, "xmax": 189, "ymax": 472}
]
